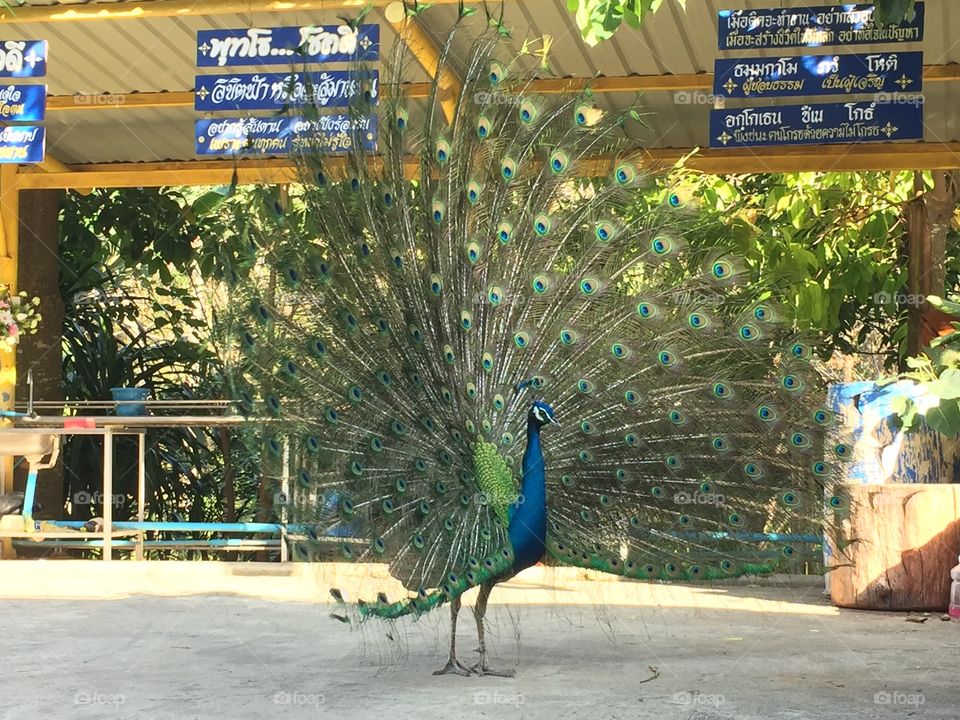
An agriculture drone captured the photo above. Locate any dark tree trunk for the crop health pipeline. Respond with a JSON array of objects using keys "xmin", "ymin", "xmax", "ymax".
[
  {"xmin": 14, "ymin": 189, "xmax": 65, "ymax": 519},
  {"xmin": 904, "ymin": 188, "xmax": 930, "ymax": 361},
  {"xmin": 905, "ymin": 171, "xmax": 960, "ymax": 360}
]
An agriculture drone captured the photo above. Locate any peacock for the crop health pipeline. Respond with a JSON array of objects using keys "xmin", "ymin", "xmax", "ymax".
[{"xmin": 216, "ymin": 4, "xmax": 851, "ymax": 677}]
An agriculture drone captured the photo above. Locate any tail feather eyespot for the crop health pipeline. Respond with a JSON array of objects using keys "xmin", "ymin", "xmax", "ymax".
[
  {"xmin": 477, "ymin": 113, "xmax": 493, "ymax": 139},
  {"xmin": 435, "ymin": 137, "xmax": 451, "ymax": 164},
  {"xmin": 548, "ymin": 149, "xmax": 570, "ymax": 174},
  {"xmin": 595, "ymin": 220, "xmax": 616, "ymax": 242},
  {"xmin": 500, "ymin": 156, "xmax": 518, "ymax": 182},
  {"xmin": 518, "ymin": 98, "xmax": 541, "ymax": 124},
  {"xmin": 613, "ymin": 162, "xmax": 638, "ymax": 186},
  {"xmin": 533, "ymin": 213, "xmax": 553, "ymax": 236}
]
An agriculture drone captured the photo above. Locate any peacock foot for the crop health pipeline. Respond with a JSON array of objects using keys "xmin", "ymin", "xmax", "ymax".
[
  {"xmin": 469, "ymin": 662, "xmax": 515, "ymax": 678},
  {"xmin": 433, "ymin": 658, "xmax": 472, "ymax": 677}
]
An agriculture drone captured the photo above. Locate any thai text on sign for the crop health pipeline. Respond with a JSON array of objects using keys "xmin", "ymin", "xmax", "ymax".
[
  {"xmin": 197, "ymin": 25, "xmax": 380, "ymax": 67},
  {"xmin": 195, "ymin": 114, "xmax": 378, "ymax": 155},
  {"xmin": 718, "ymin": 3, "xmax": 924, "ymax": 49},
  {"xmin": 713, "ymin": 51, "xmax": 922, "ymax": 98},
  {"xmin": 710, "ymin": 100, "xmax": 923, "ymax": 148},
  {"xmin": 195, "ymin": 70, "xmax": 378, "ymax": 111}
]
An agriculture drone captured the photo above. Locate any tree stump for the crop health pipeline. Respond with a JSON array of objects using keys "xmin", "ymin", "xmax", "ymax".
[{"xmin": 830, "ymin": 484, "xmax": 960, "ymax": 611}]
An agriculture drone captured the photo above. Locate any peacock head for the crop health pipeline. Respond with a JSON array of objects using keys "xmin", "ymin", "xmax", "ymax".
[{"xmin": 529, "ymin": 401, "xmax": 560, "ymax": 428}]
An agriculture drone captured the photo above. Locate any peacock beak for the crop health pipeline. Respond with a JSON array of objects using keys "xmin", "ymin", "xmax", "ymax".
[{"xmin": 548, "ymin": 416, "xmax": 560, "ymax": 426}]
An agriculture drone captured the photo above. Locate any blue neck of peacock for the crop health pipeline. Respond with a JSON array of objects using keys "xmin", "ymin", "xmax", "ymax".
[{"xmin": 507, "ymin": 420, "xmax": 548, "ymax": 573}]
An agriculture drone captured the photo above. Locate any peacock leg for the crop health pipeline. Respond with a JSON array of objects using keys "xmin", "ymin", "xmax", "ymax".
[
  {"xmin": 433, "ymin": 595, "xmax": 471, "ymax": 676},
  {"xmin": 470, "ymin": 580, "xmax": 515, "ymax": 678}
]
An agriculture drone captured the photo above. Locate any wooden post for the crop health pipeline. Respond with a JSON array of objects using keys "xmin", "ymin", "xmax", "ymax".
[
  {"xmin": 14, "ymin": 189, "xmax": 65, "ymax": 516},
  {"xmin": 905, "ymin": 170, "xmax": 960, "ymax": 358},
  {"xmin": 0, "ymin": 165, "xmax": 18, "ymax": 495}
]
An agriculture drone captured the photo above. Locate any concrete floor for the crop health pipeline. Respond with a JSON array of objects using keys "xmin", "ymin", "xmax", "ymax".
[{"xmin": 3, "ymin": 575, "xmax": 958, "ymax": 720}]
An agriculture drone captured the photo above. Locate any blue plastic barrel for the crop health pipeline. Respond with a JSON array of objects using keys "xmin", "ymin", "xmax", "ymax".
[
  {"xmin": 827, "ymin": 380, "xmax": 960, "ymax": 484},
  {"xmin": 827, "ymin": 381, "xmax": 875, "ymax": 484}
]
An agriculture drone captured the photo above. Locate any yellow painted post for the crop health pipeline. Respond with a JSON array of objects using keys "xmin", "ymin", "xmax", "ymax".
[
  {"xmin": 0, "ymin": 164, "xmax": 17, "ymax": 495},
  {"xmin": 384, "ymin": 1, "xmax": 461, "ymax": 125}
]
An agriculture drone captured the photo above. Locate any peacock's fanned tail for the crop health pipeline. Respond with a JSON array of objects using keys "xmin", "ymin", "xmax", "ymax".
[{"xmin": 215, "ymin": 7, "xmax": 852, "ymax": 623}]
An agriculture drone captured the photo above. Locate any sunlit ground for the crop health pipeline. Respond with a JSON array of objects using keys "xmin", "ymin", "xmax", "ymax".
[{"xmin": 2, "ymin": 562, "xmax": 957, "ymax": 719}]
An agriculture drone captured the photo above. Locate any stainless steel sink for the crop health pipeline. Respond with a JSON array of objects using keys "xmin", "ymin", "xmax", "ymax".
[
  {"xmin": 0, "ymin": 371, "xmax": 58, "ymax": 461},
  {"xmin": 0, "ymin": 429, "xmax": 58, "ymax": 459}
]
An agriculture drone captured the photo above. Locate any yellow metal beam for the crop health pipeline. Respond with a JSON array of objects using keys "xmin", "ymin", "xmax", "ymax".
[
  {"xmin": 44, "ymin": 63, "xmax": 960, "ymax": 114},
  {"xmin": 37, "ymin": 155, "xmax": 92, "ymax": 195},
  {"xmin": 522, "ymin": 65, "xmax": 959, "ymax": 91},
  {"xmin": 922, "ymin": 64, "xmax": 960, "ymax": 82},
  {"xmin": 48, "ymin": 91, "xmax": 195, "ymax": 111},
  {"xmin": 16, "ymin": 158, "xmax": 402, "ymax": 189},
  {"xmin": 384, "ymin": 1, "xmax": 461, "ymax": 124},
  {"xmin": 18, "ymin": 160, "xmax": 298, "ymax": 189},
  {"xmin": 0, "ymin": 0, "xmax": 462, "ymax": 23},
  {"xmin": 45, "ymin": 79, "xmax": 705, "ymax": 114},
  {"xmin": 16, "ymin": 143, "xmax": 960, "ymax": 190},
  {"xmin": 37, "ymin": 156, "xmax": 72, "ymax": 174}
]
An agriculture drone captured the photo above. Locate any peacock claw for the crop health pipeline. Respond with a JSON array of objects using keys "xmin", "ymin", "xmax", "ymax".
[
  {"xmin": 433, "ymin": 659, "xmax": 472, "ymax": 677},
  {"xmin": 470, "ymin": 663, "xmax": 515, "ymax": 678}
]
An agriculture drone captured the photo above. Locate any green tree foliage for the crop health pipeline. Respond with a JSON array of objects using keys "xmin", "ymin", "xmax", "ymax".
[
  {"xmin": 568, "ymin": 0, "xmax": 918, "ymax": 45},
  {"xmin": 633, "ymin": 170, "xmax": 956, "ymax": 368},
  {"xmin": 891, "ymin": 296, "xmax": 960, "ymax": 436},
  {"xmin": 57, "ymin": 187, "xmax": 266, "ymax": 549},
  {"xmin": 568, "ymin": 0, "xmax": 684, "ymax": 46}
]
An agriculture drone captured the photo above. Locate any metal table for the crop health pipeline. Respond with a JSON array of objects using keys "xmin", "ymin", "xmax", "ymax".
[{"xmin": 3, "ymin": 407, "xmax": 247, "ymax": 561}]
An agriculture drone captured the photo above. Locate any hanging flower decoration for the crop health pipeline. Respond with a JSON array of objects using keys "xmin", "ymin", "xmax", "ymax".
[{"xmin": 0, "ymin": 284, "xmax": 41, "ymax": 350}]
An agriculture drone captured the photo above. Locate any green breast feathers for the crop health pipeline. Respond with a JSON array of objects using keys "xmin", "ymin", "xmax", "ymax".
[{"xmin": 472, "ymin": 441, "xmax": 519, "ymax": 527}]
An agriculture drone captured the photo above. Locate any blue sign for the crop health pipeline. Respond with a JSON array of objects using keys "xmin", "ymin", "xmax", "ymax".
[
  {"xmin": 0, "ymin": 40, "xmax": 47, "ymax": 78},
  {"xmin": 195, "ymin": 115, "xmax": 377, "ymax": 156},
  {"xmin": 714, "ymin": 51, "xmax": 923, "ymax": 99},
  {"xmin": 710, "ymin": 100, "xmax": 923, "ymax": 148},
  {"xmin": 0, "ymin": 125, "xmax": 44, "ymax": 163},
  {"xmin": 197, "ymin": 25, "xmax": 380, "ymax": 67},
  {"xmin": 0, "ymin": 84, "xmax": 46, "ymax": 121},
  {"xmin": 718, "ymin": 3, "xmax": 924, "ymax": 49},
  {"xmin": 195, "ymin": 70, "xmax": 378, "ymax": 111}
]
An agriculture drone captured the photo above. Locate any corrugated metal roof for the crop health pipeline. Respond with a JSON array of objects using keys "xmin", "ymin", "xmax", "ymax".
[
  {"xmin": 3, "ymin": 0, "xmax": 958, "ymax": 164},
  {"xmin": 45, "ymin": 105, "xmax": 196, "ymax": 163}
]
